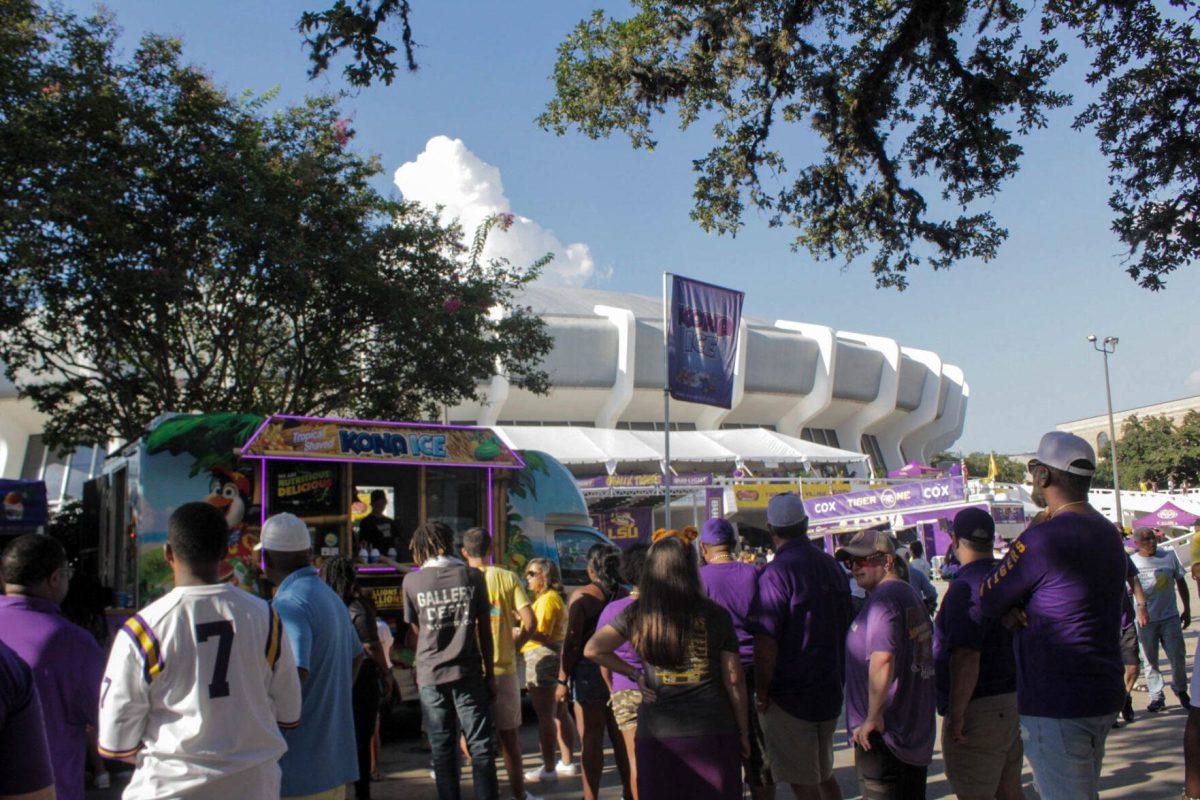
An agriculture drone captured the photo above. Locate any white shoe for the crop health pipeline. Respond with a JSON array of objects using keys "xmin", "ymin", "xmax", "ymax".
[
  {"xmin": 555, "ymin": 760, "xmax": 579, "ymax": 776},
  {"xmin": 95, "ymin": 773, "xmax": 111, "ymax": 790},
  {"xmin": 524, "ymin": 767, "xmax": 557, "ymax": 783}
]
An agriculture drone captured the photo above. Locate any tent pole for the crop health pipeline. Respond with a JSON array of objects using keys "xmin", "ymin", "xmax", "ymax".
[{"xmin": 663, "ymin": 271, "xmax": 672, "ymax": 530}]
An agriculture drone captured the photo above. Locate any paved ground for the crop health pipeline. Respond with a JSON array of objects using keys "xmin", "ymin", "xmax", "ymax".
[{"xmin": 89, "ymin": 580, "xmax": 1200, "ymax": 799}]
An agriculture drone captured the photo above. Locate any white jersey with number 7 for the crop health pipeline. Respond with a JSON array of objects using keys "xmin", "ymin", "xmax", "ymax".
[{"xmin": 99, "ymin": 583, "xmax": 302, "ymax": 798}]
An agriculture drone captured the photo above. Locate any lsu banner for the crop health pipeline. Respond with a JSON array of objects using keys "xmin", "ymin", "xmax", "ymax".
[
  {"xmin": 668, "ymin": 275, "xmax": 744, "ymax": 408},
  {"xmin": 590, "ymin": 507, "xmax": 654, "ymax": 550}
]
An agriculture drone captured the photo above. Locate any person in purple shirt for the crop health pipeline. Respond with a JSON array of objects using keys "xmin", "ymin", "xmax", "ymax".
[
  {"xmin": 699, "ymin": 518, "xmax": 771, "ymax": 799},
  {"xmin": 0, "ymin": 534, "xmax": 105, "ymax": 800},
  {"xmin": 0, "ymin": 638, "xmax": 56, "ymax": 800},
  {"xmin": 979, "ymin": 432, "xmax": 1126, "ymax": 800},
  {"xmin": 932, "ymin": 508, "xmax": 1021, "ymax": 800},
  {"xmin": 837, "ymin": 528, "xmax": 936, "ymax": 800},
  {"xmin": 595, "ymin": 543, "xmax": 648, "ymax": 800},
  {"xmin": 751, "ymin": 493, "xmax": 851, "ymax": 800}
]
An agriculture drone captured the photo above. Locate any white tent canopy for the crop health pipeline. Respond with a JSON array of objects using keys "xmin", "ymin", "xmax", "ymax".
[{"xmin": 493, "ymin": 426, "xmax": 869, "ymax": 473}]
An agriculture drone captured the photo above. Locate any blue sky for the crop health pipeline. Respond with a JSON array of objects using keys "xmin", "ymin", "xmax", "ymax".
[{"xmin": 65, "ymin": 1, "xmax": 1200, "ymax": 454}]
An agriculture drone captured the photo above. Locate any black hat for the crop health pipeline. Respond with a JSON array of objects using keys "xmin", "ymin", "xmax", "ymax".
[{"xmin": 952, "ymin": 507, "xmax": 995, "ymax": 546}]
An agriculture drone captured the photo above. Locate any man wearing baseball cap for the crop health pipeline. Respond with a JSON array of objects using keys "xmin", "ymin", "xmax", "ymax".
[
  {"xmin": 836, "ymin": 527, "xmax": 936, "ymax": 798},
  {"xmin": 979, "ymin": 432, "xmax": 1127, "ymax": 800},
  {"xmin": 258, "ymin": 513, "xmax": 363, "ymax": 800},
  {"xmin": 933, "ymin": 508, "xmax": 1020, "ymax": 800},
  {"xmin": 1129, "ymin": 525, "xmax": 1191, "ymax": 712},
  {"xmin": 750, "ymin": 493, "xmax": 851, "ymax": 800},
  {"xmin": 699, "ymin": 518, "xmax": 772, "ymax": 798}
]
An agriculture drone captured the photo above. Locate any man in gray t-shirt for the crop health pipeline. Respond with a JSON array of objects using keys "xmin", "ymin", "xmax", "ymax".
[
  {"xmin": 1130, "ymin": 527, "xmax": 1192, "ymax": 711},
  {"xmin": 402, "ymin": 522, "xmax": 498, "ymax": 800}
]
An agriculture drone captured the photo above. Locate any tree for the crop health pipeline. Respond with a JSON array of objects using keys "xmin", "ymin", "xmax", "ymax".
[
  {"xmin": 0, "ymin": 1, "xmax": 552, "ymax": 451},
  {"xmin": 537, "ymin": 1, "xmax": 1200, "ymax": 289},
  {"xmin": 932, "ymin": 451, "xmax": 1025, "ymax": 483},
  {"xmin": 1095, "ymin": 413, "xmax": 1200, "ymax": 489},
  {"xmin": 299, "ymin": 0, "xmax": 418, "ymax": 87}
]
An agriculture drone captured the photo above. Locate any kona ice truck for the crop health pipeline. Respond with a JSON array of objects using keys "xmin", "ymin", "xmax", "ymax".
[{"xmin": 87, "ymin": 412, "xmax": 611, "ymax": 614}]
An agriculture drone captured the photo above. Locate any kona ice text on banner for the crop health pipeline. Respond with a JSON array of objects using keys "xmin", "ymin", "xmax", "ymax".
[{"xmin": 668, "ymin": 276, "xmax": 744, "ymax": 408}]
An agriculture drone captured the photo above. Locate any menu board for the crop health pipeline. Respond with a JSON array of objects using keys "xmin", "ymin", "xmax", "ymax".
[{"xmin": 270, "ymin": 463, "xmax": 340, "ymax": 517}]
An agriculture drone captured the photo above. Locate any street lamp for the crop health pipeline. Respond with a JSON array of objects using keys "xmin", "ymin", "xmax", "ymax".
[{"xmin": 1088, "ymin": 334, "xmax": 1122, "ymax": 527}]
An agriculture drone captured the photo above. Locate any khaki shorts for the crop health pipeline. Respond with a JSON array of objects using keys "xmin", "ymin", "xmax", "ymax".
[
  {"xmin": 492, "ymin": 672, "xmax": 522, "ymax": 731},
  {"xmin": 943, "ymin": 692, "xmax": 1022, "ymax": 798},
  {"xmin": 523, "ymin": 645, "xmax": 561, "ymax": 689},
  {"xmin": 610, "ymin": 688, "xmax": 643, "ymax": 730},
  {"xmin": 761, "ymin": 704, "xmax": 836, "ymax": 786}
]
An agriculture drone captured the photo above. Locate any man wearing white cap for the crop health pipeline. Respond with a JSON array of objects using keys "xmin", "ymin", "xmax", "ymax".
[
  {"xmin": 979, "ymin": 432, "xmax": 1127, "ymax": 800},
  {"xmin": 258, "ymin": 513, "xmax": 364, "ymax": 800},
  {"xmin": 750, "ymin": 493, "xmax": 851, "ymax": 800}
]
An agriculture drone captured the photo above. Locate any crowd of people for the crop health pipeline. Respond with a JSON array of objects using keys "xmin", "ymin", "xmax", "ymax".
[{"xmin": 3, "ymin": 429, "xmax": 1200, "ymax": 799}]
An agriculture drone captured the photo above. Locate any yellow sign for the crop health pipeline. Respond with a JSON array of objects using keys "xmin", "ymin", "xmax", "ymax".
[{"xmin": 732, "ymin": 481, "xmax": 851, "ymax": 509}]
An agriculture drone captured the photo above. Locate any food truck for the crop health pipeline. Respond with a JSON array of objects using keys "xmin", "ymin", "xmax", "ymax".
[{"xmin": 89, "ymin": 413, "xmax": 611, "ymax": 614}]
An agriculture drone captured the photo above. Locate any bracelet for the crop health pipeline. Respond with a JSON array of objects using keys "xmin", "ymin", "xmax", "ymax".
[{"xmin": 556, "ymin": 678, "xmax": 569, "ymax": 687}]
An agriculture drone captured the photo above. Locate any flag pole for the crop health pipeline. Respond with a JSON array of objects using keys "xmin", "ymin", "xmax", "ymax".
[{"xmin": 662, "ymin": 271, "xmax": 672, "ymax": 529}]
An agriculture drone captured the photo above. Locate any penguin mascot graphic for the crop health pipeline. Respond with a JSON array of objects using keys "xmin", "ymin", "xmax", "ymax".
[{"xmin": 204, "ymin": 466, "xmax": 255, "ymax": 586}]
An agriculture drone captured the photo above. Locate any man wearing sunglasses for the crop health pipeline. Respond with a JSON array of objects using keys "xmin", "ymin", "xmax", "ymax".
[{"xmin": 979, "ymin": 432, "xmax": 1127, "ymax": 800}]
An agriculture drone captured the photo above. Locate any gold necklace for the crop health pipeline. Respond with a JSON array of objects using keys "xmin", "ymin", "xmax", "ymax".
[{"xmin": 1048, "ymin": 500, "xmax": 1089, "ymax": 519}]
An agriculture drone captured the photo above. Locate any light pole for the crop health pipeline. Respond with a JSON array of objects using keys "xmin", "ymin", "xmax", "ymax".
[{"xmin": 1088, "ymin": 334, "xmax": 1122, "ymax": 527}]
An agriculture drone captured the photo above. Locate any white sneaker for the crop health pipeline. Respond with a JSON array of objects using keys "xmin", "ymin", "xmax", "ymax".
[
  {"xmin": 555, "ymin": 760, "xmax": 579, "ymax": 776},
  {"xmin": 524, "ymin": 767, "xmax": 557, "ymax": 783}
]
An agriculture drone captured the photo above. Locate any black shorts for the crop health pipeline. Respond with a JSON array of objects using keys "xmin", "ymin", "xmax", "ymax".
[
  {"xmin": 743, "ymin": 669, "xmax": 773, "ymax": 787},
  {"xmin": 1120, "ymin": 625, "xmax": 1140, "ymax": 667},
  {"xmin": 855, "ymin": 732, "xmax": 928, "ymax": 800}
]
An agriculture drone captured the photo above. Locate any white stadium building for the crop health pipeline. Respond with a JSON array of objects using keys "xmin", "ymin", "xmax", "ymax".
[{"xmin": 0, "ymin": 285, "xmax": 967, "ymax": 505}]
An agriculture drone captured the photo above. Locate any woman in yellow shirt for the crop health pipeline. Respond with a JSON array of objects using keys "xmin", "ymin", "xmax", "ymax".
[{"xmin": 520, "ymin": 558, "xmax": 579, "ymax": 784}]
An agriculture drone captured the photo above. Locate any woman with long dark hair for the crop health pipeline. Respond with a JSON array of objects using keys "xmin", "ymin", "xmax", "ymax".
[
  {"xmin": 320, "ymin": 556, "xmax": 394, "ymax": 800},
  {"xmin": 556, "ymin": 544, "xmax": 632, "ymax": 800},
  {"xmin": 585, "ymin": 536, "xmax": 750, "ymax": 800}
]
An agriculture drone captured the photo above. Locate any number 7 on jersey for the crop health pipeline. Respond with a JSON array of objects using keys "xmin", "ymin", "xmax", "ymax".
[{"xmin": 195, "ymin": 620, "xmax": 235, "ymax": 699}]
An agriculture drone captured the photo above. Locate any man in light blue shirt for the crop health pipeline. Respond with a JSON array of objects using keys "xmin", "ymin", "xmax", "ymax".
[
  {"xmin": 259, "ymin": 513, "xmax": 363, "ymax": 799},
  {"xmin": 1130, "ymin": 526, "xmax": 1191, "ymax": 711}
]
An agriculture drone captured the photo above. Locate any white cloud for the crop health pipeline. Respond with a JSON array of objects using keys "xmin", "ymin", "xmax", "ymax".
[
  {"xmin": 394, "ymin": 136, "xmax": 604, "ymax": 285},
  {"xmin": 1188, "ymin": 369, "xmax": 1200, "ymax": 391}
]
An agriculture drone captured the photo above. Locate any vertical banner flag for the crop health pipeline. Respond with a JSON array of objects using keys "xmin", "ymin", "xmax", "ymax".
[{"xmin": 668, "ymin": 275, "xmax": 745, "ymax": 408}]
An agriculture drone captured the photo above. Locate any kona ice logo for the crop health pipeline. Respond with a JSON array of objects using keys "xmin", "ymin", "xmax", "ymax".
[{"xmin": 339, "ymin": 429, "xmax": 448, "ymax": 458}]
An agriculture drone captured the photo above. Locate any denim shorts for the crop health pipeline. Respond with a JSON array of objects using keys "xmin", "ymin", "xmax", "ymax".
[{"xmin": 571, "ymin": 658, "xmax": 610, "ymax": 705}]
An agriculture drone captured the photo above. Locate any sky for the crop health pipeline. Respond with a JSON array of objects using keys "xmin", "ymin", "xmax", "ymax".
[{"xmin": 60, "ymin": 0, "xmax": 1200, "ymax": 454}]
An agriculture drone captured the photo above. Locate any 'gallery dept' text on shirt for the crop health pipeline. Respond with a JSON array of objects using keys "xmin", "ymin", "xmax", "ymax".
[{"xmin": 415, "ymin": 585, "xmax": 477, "ymax": 629}]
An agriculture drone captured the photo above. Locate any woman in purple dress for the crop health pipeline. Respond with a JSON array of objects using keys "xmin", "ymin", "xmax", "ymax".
[{"xmin": 585, "ymin": 536, "xmax": 751, "ymax": 800}]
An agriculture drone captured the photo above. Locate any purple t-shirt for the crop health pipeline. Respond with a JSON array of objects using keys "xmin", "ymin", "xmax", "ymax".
[
  {"xmin": 700, "ymin": 561, "xmax": 759, "ymax": 667},
  {"xmin": 932, "ymin": 559, "xmax": 1016, "ymax": 715},
  {"xmin": 1120, "ymin": 556, "xmax": 1137, "ymax": 631},
  {"xmin": 597, "ymin": 595, "xmax": 642, "ymax": 692},
  {"xmin": 0, "ymin": 639, "xmax": 54, "ymax": 796},
  {"xmin": 845, "ymin": 579, "xmax": 936, "ymax": 766},
  {"xmin": 0, "ymin": 594, "xmax": 105, "ymax": 800},
  {"xmin": 979, "ymin": 510, "xmax": 1127, "ymax": 718},
  {"xmin": 751, "ymin": 537, "xmax": 851, "ymax": 721}
]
